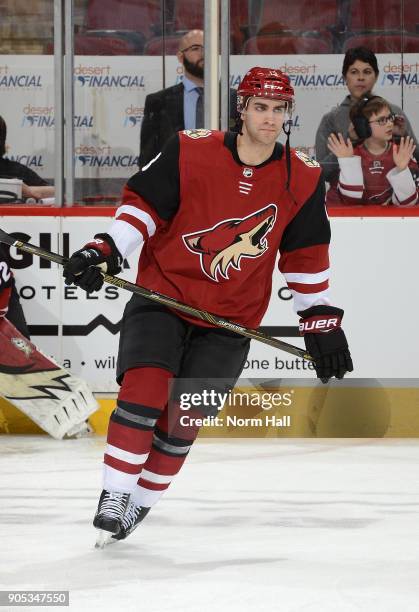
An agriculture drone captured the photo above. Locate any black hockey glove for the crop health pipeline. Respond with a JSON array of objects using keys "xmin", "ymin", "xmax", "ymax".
[
  {"xmin": 298, "ymin": 305, "xmax": 353, "ymax": 384},
  {"xmin": 63, "ymin": 233, "xmax": 123, "ymax": 293}
]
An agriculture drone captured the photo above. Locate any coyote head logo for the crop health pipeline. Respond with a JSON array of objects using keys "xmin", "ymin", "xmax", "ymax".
[{"xmin": 183, "ymin": 204, "xmax": 277, "ymax": 281}]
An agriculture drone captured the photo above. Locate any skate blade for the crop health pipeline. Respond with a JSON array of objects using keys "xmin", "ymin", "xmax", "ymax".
[{"xmin": 95, "ymin": 529, "xmax": 117, "ymax": 549}]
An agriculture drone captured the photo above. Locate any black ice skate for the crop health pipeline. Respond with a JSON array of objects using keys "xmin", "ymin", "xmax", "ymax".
[
  {"xmin": 111, "ymin": 500, "xmax": 150, "ymax": 541},
  {"xmin": 93, "ymin": 489, "xmax": 130, "ymax": 535}
]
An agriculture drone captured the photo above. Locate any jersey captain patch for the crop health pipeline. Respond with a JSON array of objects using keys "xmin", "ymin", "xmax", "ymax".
[
  {"xmin": 183, "ymin": 129, "xmax": 212, "ymax": 139},
  {"xmin": 183, "ymin": 204, "xmax": 277, "ymax": 282},
  {"xmin": 295, "ymin": 150, "xmax": 320, "ymax": 168}
]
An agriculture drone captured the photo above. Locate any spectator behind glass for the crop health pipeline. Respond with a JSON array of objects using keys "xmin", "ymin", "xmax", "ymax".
[
  {"xmin": 326, "ymin": 95, "xmax": 418, "ymax": 207},
  {"xmin": 315, "ymin": 47, "xmax": 418, "ymax": 183},
  {"xmin": 0, "ymin": 115, "xmax": 55, "ymax": 201},
  {"xmin": 139, "ymin": 29, "xmax": 238, "ymax": 168}
]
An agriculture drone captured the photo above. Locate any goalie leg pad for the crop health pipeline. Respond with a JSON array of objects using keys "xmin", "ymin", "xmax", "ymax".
[{"xmin": 0, "ymin": 319, "xmax": 98, "ymax": 439}]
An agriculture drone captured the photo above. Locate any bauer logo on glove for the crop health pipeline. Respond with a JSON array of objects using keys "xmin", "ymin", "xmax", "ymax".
[
  {"xmin": 299, "ymin": 314, "xmax": 342, "ymax": 334},
  {"xmin": 298, "ymin": 305, "xmax": 353, "ymax": 383}
]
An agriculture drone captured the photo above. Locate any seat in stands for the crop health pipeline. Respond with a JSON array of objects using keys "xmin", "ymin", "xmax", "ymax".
[{"xmin": 242, "ymin": 34, "xmax": 332, "ymax": 54}]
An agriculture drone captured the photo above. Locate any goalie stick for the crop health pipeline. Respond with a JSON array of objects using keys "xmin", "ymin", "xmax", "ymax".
[{"xmin": 0, "ymin": 228, "xmax": 312, "ymax": 361}]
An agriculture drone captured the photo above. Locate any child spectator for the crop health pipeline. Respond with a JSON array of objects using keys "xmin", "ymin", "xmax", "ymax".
[
  {"xmin": 315, "ymin": 47, "xmax": 418, "ymax": 183},
  {"xmin": 326, "ymin": 96, "xmax": 418, "ymax": 207}
]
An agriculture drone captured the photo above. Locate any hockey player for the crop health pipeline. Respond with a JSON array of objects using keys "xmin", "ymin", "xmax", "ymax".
[
  {"xmin": 63, "ymin": 67, "xmax": 353, "ymax": 542},
  {"xmin": 0, "ymin": 244, "xmax": 29, "ymax": 338},
  {"xmin": 327, "ymin": 95, "xmax": 418, "ymax": 206},
  {"xmin": 0, "ymin": 245, "xmax": 13, "ymax": 322}
]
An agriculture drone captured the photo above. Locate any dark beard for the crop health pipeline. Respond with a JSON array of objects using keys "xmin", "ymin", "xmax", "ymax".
[{"xmin": 183, "ymin": 56, "xmax": 204, "ymax": 79}]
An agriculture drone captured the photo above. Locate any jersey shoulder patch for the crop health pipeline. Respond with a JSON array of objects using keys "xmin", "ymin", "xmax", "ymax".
[
  {"xmin": 293, "ymin": 149, "xmax": 320, "ymax": 168},
  {"xmin": 182, "ymin": 129, "xmax": 212, "ymax": 139}
]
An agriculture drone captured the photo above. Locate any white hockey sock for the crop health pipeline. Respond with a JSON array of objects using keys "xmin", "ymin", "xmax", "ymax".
[{"xmin": 131, "ymin": 482, "xmax": 171, "ymax": 508}]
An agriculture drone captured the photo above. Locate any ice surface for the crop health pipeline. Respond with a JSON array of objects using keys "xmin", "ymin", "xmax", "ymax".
[{"xmin": 1, "ymin": 437, "xmax": 419, "ymax": 612}]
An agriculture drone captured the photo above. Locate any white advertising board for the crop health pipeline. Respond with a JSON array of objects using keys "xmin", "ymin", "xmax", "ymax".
[{"xmin": 1, "ymin": 214, "xmax": 419, "ymax": 391}]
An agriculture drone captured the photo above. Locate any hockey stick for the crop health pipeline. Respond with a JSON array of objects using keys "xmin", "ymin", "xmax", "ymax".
[{"xmin": 0, "ymin": 228, "xmax": 312, "ymax": 360}]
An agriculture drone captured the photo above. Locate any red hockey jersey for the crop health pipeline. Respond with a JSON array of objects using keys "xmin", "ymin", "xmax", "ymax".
[
  {"xmin": 109, "ymin": 130, "xmax": 331, "ymax": 328},
  {"xmin": 329, "ymin": 143, "xmax": 419, "ymax": 206}
]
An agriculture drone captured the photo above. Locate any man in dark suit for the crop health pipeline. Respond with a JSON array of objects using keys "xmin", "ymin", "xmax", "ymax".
[{"xmin": 139, "ymin": 29, "xmax": 238, "ymax": 168}]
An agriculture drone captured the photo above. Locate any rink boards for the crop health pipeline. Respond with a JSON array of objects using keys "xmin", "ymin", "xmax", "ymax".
[
  {"xmin": 1, "ymin": 208, "xmax": 419, "ymax": 437},
  {"xmin": 2, "ymin": 383, "xmax": 419, "ymax": 438}
]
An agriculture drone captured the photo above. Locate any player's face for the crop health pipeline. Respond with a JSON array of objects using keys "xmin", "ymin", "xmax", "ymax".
[
  {"xmin": 345, "ymin": 60, "xmax": 378, "ymax": 100},
  {"xmin": 368, "ymin": 107, "xmax": 395, "ymax": 141},
  {"xmin": 241, "ymin": 98, "xmax": 288, "ymax": 146}
]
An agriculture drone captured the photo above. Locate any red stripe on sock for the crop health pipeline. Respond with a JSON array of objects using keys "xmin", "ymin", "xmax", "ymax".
[
  {"xmin": 137, "ymin": 478, "xmax": 169, "ymax": 491},
  {"xmin": 104, "ymin": 453, "xmax": 143, "ymax": 474}
]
